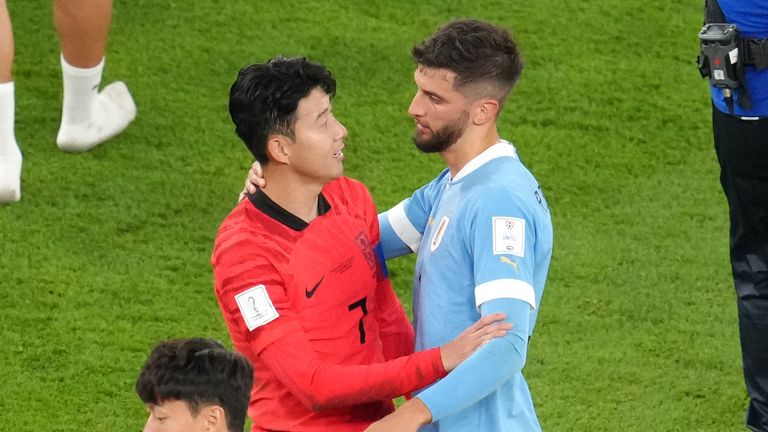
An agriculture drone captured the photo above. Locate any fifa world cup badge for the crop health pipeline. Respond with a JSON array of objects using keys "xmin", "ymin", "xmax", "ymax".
[{"xmin": 492, "ymin": 216, "xmax": 525, "ymax": 257}]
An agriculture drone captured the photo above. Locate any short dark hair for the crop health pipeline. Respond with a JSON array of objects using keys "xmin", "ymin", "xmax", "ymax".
[
  {"xmin": 136, "ymin": 338, "xmax": 253, "ymax": 432},
  {"xmin": 228, "ymin": 56, "xmax": 337, "ymax": 164},
  {"xmin": 412, "ymin": 19, "xmax": 523, "ymax": 104}
]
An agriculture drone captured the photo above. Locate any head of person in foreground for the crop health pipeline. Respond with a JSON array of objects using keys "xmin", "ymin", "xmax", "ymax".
[{"xmin": 136, "ymin": 338, "xmax": 253, "ymax": 432}]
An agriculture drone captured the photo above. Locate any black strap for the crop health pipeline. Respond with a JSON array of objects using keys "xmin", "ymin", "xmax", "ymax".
[
  {"xmin": 705, "ymin": 0, "xmax": 725, "ymax": 24},
  {"xmin": 735, "ymin": 58, "xmax": 752, "ymax": 110},
  {"xmin": 743, "ymin": 38, "xmax": 768, "ymax": 69}
]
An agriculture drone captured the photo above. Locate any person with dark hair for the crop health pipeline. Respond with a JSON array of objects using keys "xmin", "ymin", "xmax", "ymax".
[
  {"xmin": 136, "ymin": 338, "xmax": 253, "ymax": 432},
  {"xmin": 240, "ymin": 21, "xmax": 552, "ymax": 432},
  {"xmin": 212, "ymin": 56, "xmax": 511, "ymax": 432},
  {"xmin": 365, "ymin": 19, "xmax": 552, "ymax": 431}
]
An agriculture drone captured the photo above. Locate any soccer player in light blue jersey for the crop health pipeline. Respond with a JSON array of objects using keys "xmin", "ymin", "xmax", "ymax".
[{"xmin": 365, "ymin": 20, "xmax": 553, "ymax": 432}]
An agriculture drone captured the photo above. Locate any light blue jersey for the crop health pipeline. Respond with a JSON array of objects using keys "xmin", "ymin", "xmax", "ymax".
[{"xmin": 380, "ymin": 141, "xmax": 553, "ymax": 431}]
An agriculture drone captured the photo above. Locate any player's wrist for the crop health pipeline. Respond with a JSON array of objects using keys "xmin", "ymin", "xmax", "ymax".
[
  {"xmin": 438, "ymin": 345, "xmax": 455, "ymax": 372},
  {"xmin": 398, "ymin": 397, "xmax": 432, "ymax": 426}
]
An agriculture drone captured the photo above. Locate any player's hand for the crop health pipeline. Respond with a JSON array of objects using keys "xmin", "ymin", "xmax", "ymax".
[
  {"xmin": 439, "ymin": 313, "xmax": 511, "ymax": 371},
  {"xmin": 363, "ymin": 397, "xmax": 431, "ymax": 432},
  {"xmin": 238, "ymin": 161, "xmax": 266, "ymax": 202}
]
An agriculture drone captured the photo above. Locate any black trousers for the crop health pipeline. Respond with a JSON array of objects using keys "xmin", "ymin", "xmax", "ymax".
[{"xmin": 713, "ymin": 107, "xmax": 768, "ymax": 432}]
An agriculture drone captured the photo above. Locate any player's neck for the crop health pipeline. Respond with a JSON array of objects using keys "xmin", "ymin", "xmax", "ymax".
[
  {"xmin": 261, "ymin": 167, "xmax": 324, "ymax": 223},
  {"xmin": 441, "ymin": 125, "xmax": 499, "ymax": 179}
]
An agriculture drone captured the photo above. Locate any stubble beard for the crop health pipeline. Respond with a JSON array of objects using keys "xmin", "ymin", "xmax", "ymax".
[{"xmin": 412, "ymin": 112, "xmax": 469, "ymax": 154}]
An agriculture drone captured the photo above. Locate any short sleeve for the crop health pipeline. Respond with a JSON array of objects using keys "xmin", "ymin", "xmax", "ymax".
[
  {"xmin": 379, "ymin": 170, "xmax": 449, "ymax": 259},
  {"xmin": 466, "ymin": 189, "xmax": 538, "ymax": 310}
]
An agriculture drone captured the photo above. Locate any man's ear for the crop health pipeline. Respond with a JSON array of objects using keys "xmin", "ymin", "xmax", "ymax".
[
  {"xmin": 201, "ymin": 405, "xmax": 227, "ymax": 432},
  {"xmin": 472, "ymin": 98, "xmax": 500, "ymax": 125},
  {"xmin": 265, "ymin": 134, "xmax": 292, "ymax": 164}
]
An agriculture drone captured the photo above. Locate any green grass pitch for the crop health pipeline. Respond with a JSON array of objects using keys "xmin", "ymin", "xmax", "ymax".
[{"xmin": 0, "ymin": 0, "xmax": 747, "ymax": 430}]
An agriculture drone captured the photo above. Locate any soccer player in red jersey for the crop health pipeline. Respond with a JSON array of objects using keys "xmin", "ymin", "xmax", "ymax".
[{"xmin": 212, "ymin": 56, "xmax": 510, "ymax": 432}]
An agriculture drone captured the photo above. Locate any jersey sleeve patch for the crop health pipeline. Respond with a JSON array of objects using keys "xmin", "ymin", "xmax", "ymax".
[
  {"xmin": 235, "ymin": 285, "xmax": 279, "ymax": 331},
  {"xmin": 492, "ymin": 217, "xmax": 525, "ymax": 257}
]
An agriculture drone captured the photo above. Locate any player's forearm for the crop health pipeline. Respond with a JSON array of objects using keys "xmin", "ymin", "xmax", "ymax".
[
  {"xmin": 306, "ymin": 347, "xmax": 444, "ymax": 409},
  {"xmin": 364, "ymin": 397, "xmax": 433, "ymax": 431},
  {"xmin": 379, "ymin": 327, "xmax": 416, "ymax": 360},
  {"xmin": 418, "ymin": 332, "xmax": 527, "ymax": 421},
  {"xmin": 417, "ymin": 298, "xmax": 531, "ymax": 421},
  {"xmin": 262, "ymin": 342, "xmax": 445, "ymax": 411},
  {"xmin": 394, "ymin": 397, "xmax": 433, "ymax": 425}
]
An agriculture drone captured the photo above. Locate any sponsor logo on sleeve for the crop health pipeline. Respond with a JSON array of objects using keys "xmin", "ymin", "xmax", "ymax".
[
  {"xmin": 499, "ymin": 255, "xmax": 519, "ymax": 271},
  {"xmin": 235, "ymin": 285, "xmax": 279, "ymax": 331},
  {"xmin": 493, "ymin": 217, "xmax": 525, "ymax": 257}
]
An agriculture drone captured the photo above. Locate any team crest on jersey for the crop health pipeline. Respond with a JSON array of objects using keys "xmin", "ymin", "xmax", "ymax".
[
  {"xmin": 430, "ymin": 216, "xmax": 450, "ymax": 252},
  {"xmin": 493, "ymin": 216, "xmax": 525, "ymax": 257},
  {"xmin": 355, "ymin": 231, "xmax": 377, "ymax": 274},
  {"xmin": 235, "ymin": 284, "xmax": 279, "ymax": 331}
]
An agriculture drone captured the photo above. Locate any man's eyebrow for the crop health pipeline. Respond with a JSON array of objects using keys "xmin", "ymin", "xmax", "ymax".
[{"xmin": 315, "ymin": 106, "xmax": 330, "ymax": 122}]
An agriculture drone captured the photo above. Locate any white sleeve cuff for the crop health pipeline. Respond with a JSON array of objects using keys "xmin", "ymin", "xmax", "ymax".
[
  {"xmin": 475, "ymin": 279, "xmax": 536, "ymax": 310},
  {"xmin": 386, "ymin": 200, "xmax": 423, "ymax": 252}
]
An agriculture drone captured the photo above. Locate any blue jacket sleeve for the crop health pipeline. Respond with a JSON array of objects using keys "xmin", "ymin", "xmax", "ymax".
[{"xmin": 416, "ymin": 297, "xmax": 531, "ymax": 422}]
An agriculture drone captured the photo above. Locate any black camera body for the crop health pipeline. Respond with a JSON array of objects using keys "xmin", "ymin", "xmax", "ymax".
[{"xmin": 699, "ymin": 23, "xmax": 741, "ymax": 89}]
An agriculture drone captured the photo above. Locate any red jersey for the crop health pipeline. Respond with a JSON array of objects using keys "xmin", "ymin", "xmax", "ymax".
[{"xmin": 212, "ymin": 177, "xmax": 445, "ymax": 432}]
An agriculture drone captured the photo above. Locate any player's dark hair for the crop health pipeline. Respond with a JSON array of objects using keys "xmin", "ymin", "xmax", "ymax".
[
  {"xmin": 135, "ymin": 338, "xmax": 253, "ymax": 432},
  {"xmin": 228, "ymin": 56, "xmax": 337, "ymax": 164},
  {"xmin": 412, "ymin": 19, "xmax": 523, "ymax": 104}
]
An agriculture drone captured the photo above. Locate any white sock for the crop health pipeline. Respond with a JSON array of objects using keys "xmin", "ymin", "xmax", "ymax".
[
  {"xmin": 0, "ymin": 81, "xmax": 22, "ymax": 203},
  {"xmin": 56, "ymin": 55, "xmax": 137, "ymax": 153},
  {"xmin": 59, "ymin": 55, "xmax": 104, "ymax": 126}
]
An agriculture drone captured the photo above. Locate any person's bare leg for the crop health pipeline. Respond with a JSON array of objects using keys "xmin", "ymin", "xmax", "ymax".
[
  {"xmin": 0, "ymin": 0, "xmax": 13, "ymax": 81},
  {"xmin": 0, "ymin": 0, "xmax": 21, "ymax": 203},
  {"xmin": 54, "ymin": 0, "xmax": 111, "ymax": 68},
  {"xmin": 54, "ymin": 0, "xmax": 135, "ymax": 152}
]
